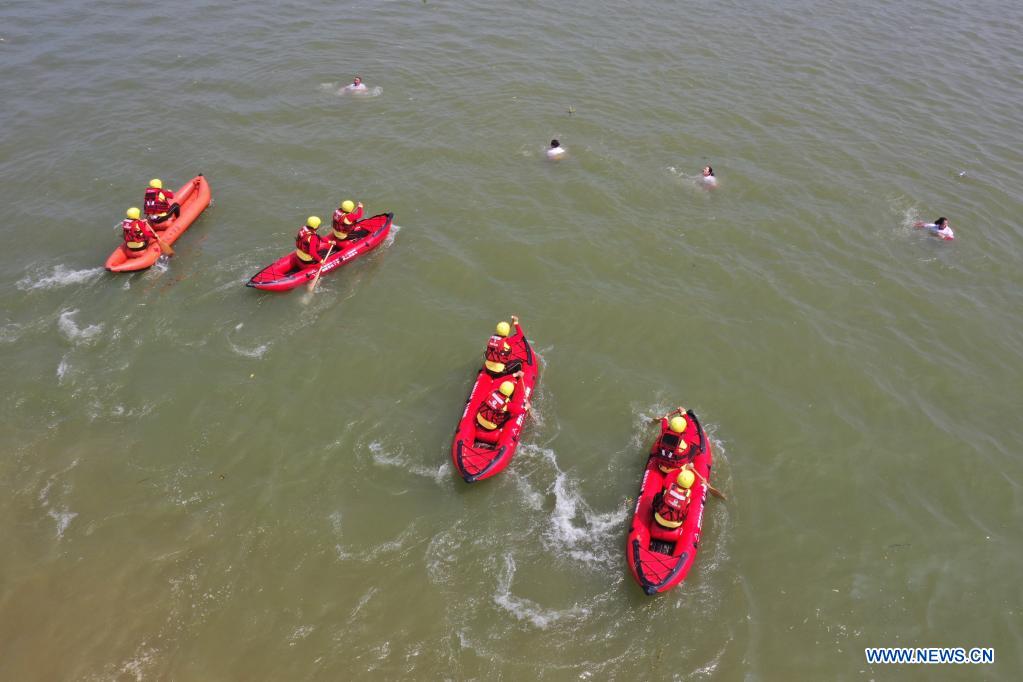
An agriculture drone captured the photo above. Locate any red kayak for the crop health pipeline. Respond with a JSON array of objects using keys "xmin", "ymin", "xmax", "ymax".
[
  {"xmin": 451, "ymin": 323, "xmax": 539, "ymax": 482},
  {"xmin": 247, "ymin": 212, "xmax": 394, "ymax": 291},
  {"xmin": 105, "ymin": 175, "xmax": 211, "ymax": 272},
  {"xmin": 627, "ymin": 409, "xmax": 713, "ymax": 595}
]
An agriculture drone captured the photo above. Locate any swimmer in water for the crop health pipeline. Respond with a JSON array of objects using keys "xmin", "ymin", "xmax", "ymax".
[
  {"xmin": 345, "ymin": 75, "xmax": 368, "ymax": 92},
  {"xmin": 701, "ymin": 166, "xmax": 717, "ymax": 188},
  {"xmin": 914, "ymin": 216, "xmax": 955, "ymax": 240},
  {"xmin": 546, "ymin": 139, "xmax": 565, "ymax": 160}
]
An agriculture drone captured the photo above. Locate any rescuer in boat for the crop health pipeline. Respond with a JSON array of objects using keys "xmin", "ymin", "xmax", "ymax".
[
  {"xmin": 292, "ymin": 216, "xmax": 327, "ymax": 269},
  {"xmin": 121, "ymin": 207, "xmax": 159, "ymax": 254},
  {"xmin": 476, "ymin": 373, "xmax": 528, "ymax": 431},
  {"xmin": 484, "ymin": 315, "xmax": 523, "ymax": 377},
  {"xmin": 143, "ymin": 178, "xmax": 180, "ymax": 226},
  {"xmin": 653, "ymin": 468, "xmax": 695, "ymax": 529},
  {"xmin": 328, "ymin": 199, "xmax": 364, "ymax": 247},
  {"xmin": 651, "ymin": 407, "xmax": 696, "ymax": 474}
]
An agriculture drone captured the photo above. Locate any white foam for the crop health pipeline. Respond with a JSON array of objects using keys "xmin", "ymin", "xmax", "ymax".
[
  {"xmin": 338, "ymin": 84, "xmax": 383, "ymax": 97},
  {"xmin": 328, "ymin": 510, "xmax": 343, "ymax": 535},
  {"xmin": 38, "ymin": 463, "xmax": 80, "ymax": 539},
  {"xmin": 48, "ymin": 509, "xmax": 78, "ymax": 539},
  {"xmin": 56, "ymin": 354, "xmax": 70, "ymax": 382},
  {"xmin": 288, "ymin": 625, "xmax": 315, "ymax": 645},
  {"xmin": 16, "ymin": 265, "xmax": 104, "ymax": 291},
  {"xmin": 368, "ymin": 440, "xmax": 450, "ymax": 484},
  {"xmin": 57, "ymin": 309, "xmax": 104, "ymax": 345},
  {"xmin": 513, "ymin": 443, "xmax": 624, "ymax": 567},
  {"xmin": 38, "ymin": 479, "xmax": 54, "ymax": 505},
  {"xmin": 228, "ymin": 339, "xmax": 270, "ymax": 359},
  {"xmin": 115, "ymin": 642, "xmax": 159, "ymax": 682},
  {"xmin": 0, "ymin": 323, "xmax": 22, "ymax": 343},
  {"xmin": 349, "ymin": 587, "xmax": 379, "ymax": 619},
  {"xmin": 425, "ymin": 526, "xmax": 465, "ymax": 585},
  {"xmin": 544, "ymin": 471, "xmax": 624, "ymax": 566},
  {"xmin": 383, "ymin": 223, "xmax": 401, "ymax": 247},
  {"xmin": 336, "ymin": 522, "xmax": 419, "ymax": 564},
  {"xmin": 148, "ymin": 257, "xmax": 170, "ymax": 275},
  {"xmin": 667, "ymin": 166, "xmax": 715, "ymax": 192},
  {"xmin": 493, "ymin": 555, "xmax": 590, "ymax": 629},
  {"xmin": 508, "ymin": 469, "xmax": 545, "ymax": 511}
]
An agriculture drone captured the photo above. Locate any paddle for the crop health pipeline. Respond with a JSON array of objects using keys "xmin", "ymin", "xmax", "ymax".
[
  {"xmin": 682, "ymin": 462, "xmax": 727, "ymax": 501},
  {"xmin": 144, "ymin": 223, "xmax": 174, "ymax": 257},
  {"xmin": 154, "ymin": 233, "xmax": 175, "ymax": 257},
  {"xmin": 307, "ymin": 243, "xmax": 335, "ymax": 292}
]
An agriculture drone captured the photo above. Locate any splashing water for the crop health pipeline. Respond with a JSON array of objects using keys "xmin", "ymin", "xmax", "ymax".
[
  {"xmin": 493, "ymin": 554, "xmax": 591, "ymax": 629},
  {"xmin": 321, "ymin": 82, "xmax": 383, "ymax": 98},
  {"xmin": 17, "ymin": 265, "xmax": 104, "ymax": 291},
  {"xmin": 57, "ymin": 309, "xmax": 104, "ymax": 345}
]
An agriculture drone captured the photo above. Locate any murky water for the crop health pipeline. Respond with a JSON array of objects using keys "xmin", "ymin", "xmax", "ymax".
[{"xmin": 2, "ymin": 0, "xmax": 1022, "ymax": 679}]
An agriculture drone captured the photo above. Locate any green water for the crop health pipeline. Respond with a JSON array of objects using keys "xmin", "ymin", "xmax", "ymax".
[{"xmin": 1, "ymin": 0, "xmax": 1021, "ymax": 679}]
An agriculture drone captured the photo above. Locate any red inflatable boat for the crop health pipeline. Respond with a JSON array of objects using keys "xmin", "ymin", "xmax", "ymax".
[
  {"xmin": 247, "ymin": 212, "xmax": 394, "ymax": 291},
  {"xmin": 105, "ymin": 175, "xmax": 211, "ymax": 272},
  {"xmin": 451, "ymin": 321, "xmax": 539, "ymax": 482},
  {"xmin": 627, "ymin": 409, "xmax": 713, "ymax": 595}
]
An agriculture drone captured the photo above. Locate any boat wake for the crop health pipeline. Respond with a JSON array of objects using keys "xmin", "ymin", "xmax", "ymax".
[
  {"xmin": 383, "ymin": 224, "xmax": 401, "ymax": 247},
  {"xmin": 367, "ymin": 440, "xmax": 450, "ymax": 484},
  {"xmin": 227, "ymin": 323, "xmax": 271, "ymax": 358},
  {"xmin": 514, "ymin": 444, "xmax": 625, "ymax": 569},
  {"xmin": 17, "ymin": 265, "xmax": 104, "ymax": 291},
  {"xmin": 58, "ymin": 309, "xmax": 104, "ymax": 345},
  {"xmin": 38, "ymin": 459, "xmax": 80, "ymax": 539},
  {"xmin": 493, "ymin": 554, "xmax": 591, "ymax": 629}
]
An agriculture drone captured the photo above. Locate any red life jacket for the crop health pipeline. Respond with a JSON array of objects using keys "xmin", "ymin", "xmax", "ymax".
[
  {"xmin": 294, "ymin": 226, "xmax": 320, "ymax": 261},
  {"xmin": 331, "ymin": 206, "xmax": 363, "ymax": 237},
  {"xmin": 122, "ymin": 219, "xmax": 150, "ymax": 249},
  {"xmin": 143, "ymin": 187, "xmax": 172, "ymax": 216},
  {"xmin": 484, "ymin": 335, "xmax": 512, "ymax": 372},
  {"xmin": 476, "ymin": 390, "xmax": 510, "ymax": 430},
  {"xmin": 656, "ymin": 418, "xmax": 693, "ymax": 462},
  {"xmin": 654, "ymin": 485, "xmax": 690, "ymax": 527}
]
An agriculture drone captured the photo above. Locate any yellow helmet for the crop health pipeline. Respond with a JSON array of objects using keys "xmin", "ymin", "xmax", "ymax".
[
  {"xmin": 496, "ymin": 321, "xmax": 511, "ymax": 337},
  {"xmin": 126, "ymin": 207, "xmax": 141, "ymax": 219},
  {"xmin": 149, "ymin": 178, "xmax": 162, "ymax": 189},
  {"xmin": 669, "ymin": 416, "xmax": 687, "ymax": 434},
  {"xmin": 499, "ymin": 381, "xmax": 515, "ymax": 397},
  {"xmin": 677, "ymin": 469, "xmax": 696, "ymax": 489},
  {"xmin": 306, "ymin": 216, "xmax": 322, "ymax": 229},
  {"xmin": 341, "ymin": 200, "xmax": 355, "ymax": 213}
]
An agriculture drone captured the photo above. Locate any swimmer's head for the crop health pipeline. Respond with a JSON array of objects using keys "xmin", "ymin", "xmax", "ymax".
[
  {"xmin": 935, "ymin": 217, "xmax": 948, "ymax": 227},
  {"xmin": 702, "ymin": 166, "xmax": 714, "ymax": 177},
  {"xmin": 353, "ymin": 76, "xmax": 362, "ymax": 86},
  {"xmin": 550, "ymin": 139, "xmax": 560, "ymax": 148}
]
